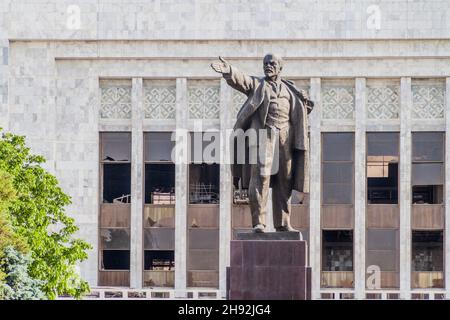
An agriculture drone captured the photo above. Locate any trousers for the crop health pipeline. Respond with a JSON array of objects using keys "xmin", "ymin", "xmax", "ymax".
[{"xmin": 248, "ymin": 125, "xmax": 293, "ymax": 228}]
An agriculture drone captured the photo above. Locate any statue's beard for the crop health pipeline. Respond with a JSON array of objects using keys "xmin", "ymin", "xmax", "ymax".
[
  {"xmin": 265, "ymin": 70, "xmax": 280, "ymax": 80},
  {"xmin": 264, "ymin": 69, "xmax": 276, "ymax": 77}
]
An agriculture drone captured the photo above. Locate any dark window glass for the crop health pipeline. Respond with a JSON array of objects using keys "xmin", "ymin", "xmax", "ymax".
[
  {"xmin": 101, "ymin": 132, "xmax": 131, "ymax": 162},
  {"xmin": 144, "ymin": 250, "xmax": 174, "ymax": 270},
  {"xmin": 366, "ymin": 229, "xmax": 399, "ymax": 272},
  {"xmin": 102, "ymin": 250, "xmax": 130, "ymax": 270},
  {"xmin": 144, "ymin": 132, "xmax": 175, "ymax": 162},
  {"xmin": 188, "ymin": 229, "xmax": 219, "ymax": 271},
  {"xmin": 322, "ymin": 230, "xmax": 353, "ymax": 271},
  {"xmin": 412, "ymin": 231, "xmax": 444, "ymax": 272},
  {"xmin": 102, "ymin": 163, "xmax": 131, "ymax": 203},
  {"xmin": 322, "ymin": 183, "xmax": 353, "ymax": 204},
  {"xmin": 189, "ymin": 164, "xmax": 220, "ymax": 204},
  {"xmin": 411, "ymin": 132, "xmax": 445, "ymax": 204},
  {"xmin": 412, "ymin": 185, "xmax": 444, "ymax": 204},
  {"xmin": 188, "ymin": 229, "xmax": 219, "ymax": 250},
  {"xmin": 323, "ymin": 162, "xmax": 353, "ymax": 183},
  {"xmin": 144, "ymin": 228, "xmax": 175, "ymax": 250},
  {"xmin": 412, "ymin": 163, "xmax": 444, "ymax": 186},
  {"xmin": 367, "ymin": 132, "xmax": 399, "ymax": 157},
  {"xmin": 145, "ymin": 164, "xmax": 175, "ymax": 204},
  {"xmin": 188, "ymin": 250, "xmax": 219, "ymax": 270},
  {"xmin": 100, "ymin": 228, "xmax": 130, "ymax": 250},
  {"xmin": 322, "ymin": 133, "xmax": 354, "ymax": 161},
  {"xmin": 412, "ymin": 132, "xmax": 444, "ymax": 162},
  {"xmin": 322, "ymin": 133, "xmax": 354, "ymax": 204}
]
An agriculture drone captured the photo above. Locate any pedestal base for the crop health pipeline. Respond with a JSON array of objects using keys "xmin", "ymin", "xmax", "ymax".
[{"xmin": 227, "ymin": 238, "xmax": 311, "ymax": 300}]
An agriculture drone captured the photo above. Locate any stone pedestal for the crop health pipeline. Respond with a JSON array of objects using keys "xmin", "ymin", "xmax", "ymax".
[{"xmin": 227, "ymin": 233, "xmax": 311, "ymax": 300}]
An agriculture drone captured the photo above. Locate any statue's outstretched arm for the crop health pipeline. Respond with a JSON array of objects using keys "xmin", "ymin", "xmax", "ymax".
[{"xmin": 211, "ymin": 56, "xmax": 254, "ymax": 95}]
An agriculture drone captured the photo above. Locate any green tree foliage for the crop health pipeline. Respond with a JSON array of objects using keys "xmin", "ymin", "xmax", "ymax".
[
  {"xmin": 0, "ymin": 169, "xmax": 35, "ymax": 299},
  {"xmin": 0, "ymin": 246, "xmax": 45, "ymax": 300},
  {"xmin": 0, "ymin": 130, "xmax": 92, "ymax": 299}
]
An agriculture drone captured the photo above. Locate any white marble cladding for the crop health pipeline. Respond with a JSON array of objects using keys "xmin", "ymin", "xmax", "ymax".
[
  {"xmin": 100, "ymin": 79, "xmax": 132, "ymax": 119},
  {"xmin": 366, "ymin": 80, "xmax": 400, "ymax": 120},
  {"xmin": 2, "ymin": 1, "xmax": 450, "ymax": 40},
  {"xmin": 143, "ymin": 80, "xmax": 176, "ymax": 119},
  {"xmin": 188, "ymin": 80, "xmax": 220, "ymax": 119},
  {"xmin": 412, "ymin": 79, "xmax": 445, "ymax": 119},
  {"xmin": 321, "ymin": 80, "xmax": 355, "ymax": 120}
]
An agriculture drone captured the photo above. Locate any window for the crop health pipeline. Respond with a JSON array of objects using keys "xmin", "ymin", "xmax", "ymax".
[
  {"xmin": 188, "ymin": 229, "xmax": 219, "ymax": 271},
  {"xmin": 144, "ymin": 228, "xmax": 175, "ymax": 270},
  {"xmin": 144, "ymin": 251, "xmax": 174, "ymax": 270},
  {"xmin": 367, "ymin": 133, "xmax": 399, "ymax": 204},
  {"xmin": 366, "ymin": 229, "xmax": 399, "ymax": 272},
  {"xmin": 144, "ymin": 132, "xmax": 175, "ymax": 204},
  {"xmin": 143, "ymin": 132, "xmax": 175, "ymax": 286},
  {"xmin": 412, "ymin": 132, "xmax": 444, "ymax": 204},
  {"xmin": 99, "ymin": 132, "xmax": 131, "ymax": 272},
  {"xmin": 322, "ymin": 230, "xmax": 353, "ymax": 271},
  {"xmin": 412, "ymin": 231, "xmax": 443, "ymax": 272},
  {"xmin": 100, "ymin": 228, "xmax": 130, "ymax": 270},
  {"xmin": 101, "ymin": 132, "xmax": 131, "ymax": 203},
  {"xmin": 322, "ymin": 133, "xmax": 354, "ymax": 204},
  {"xmin": 189, "ymin": 132, "xmax": 220, "ymax": 204}
]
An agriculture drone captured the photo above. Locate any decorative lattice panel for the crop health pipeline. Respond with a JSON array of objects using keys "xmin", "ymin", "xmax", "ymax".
[
  {"xmin": 322, "ymin": 86, "xmax": 355, "ymax": 120},
  {"xmin": 188, "ymin": 83, "xmax": 220, "ymax": 119},
  {"xmin": 144, "ymin": 81, "xmax": 176, "ymax": 119},
  {"xmin": 412, "ymin": 84, "xmax": 445, "ymax": 119},
  {"xmin": 100, "ymin": 82, "xmax": 132, "ymax": 119},
  {"xmin": 367, "ymin": 85, "xmax": 400, "ymax": 119}
]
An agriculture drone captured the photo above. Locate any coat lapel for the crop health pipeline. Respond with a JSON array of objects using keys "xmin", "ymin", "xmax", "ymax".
[{"xmin": 234, "ymin": 77, "xmax": 266, "ymax": 129}]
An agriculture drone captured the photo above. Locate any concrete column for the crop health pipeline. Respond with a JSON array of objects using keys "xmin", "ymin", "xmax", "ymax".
[
  {"xmin": 85, "ymin": 73, "xmax": 100, "ymax": 287},
  {"xmin": 219, "ymin": 79, "xmax": 233, "ymax": 297},
  {"xmin": 80, "ymin": 69, "xmax": 100, "ymax": 287},
  {"xmin": 399, "ymin": 77, "xmax": 412, "ymax": 299},
  {"xmin": 309, "ymin": 78, "xmax": 321, "ymax": 299},
  {"xmin": 445, "ymin": 77, "xmax": 450, "ymax": 299},
  {"xmin": 0, "ymin": 40, "xmax": 9, "ymax": 130},
  {"xmin": 130, "ymin": 77, "xmax": 143, "ymax": 288},
  {"xmin": 174, "ymin": 78, "xmax": 188, "ymax": 297},
  {"xmin": 354, "ymin": 78, "xmax": 367, "ymax": 299}
]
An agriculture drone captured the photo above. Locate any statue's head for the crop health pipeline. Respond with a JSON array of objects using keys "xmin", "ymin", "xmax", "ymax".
[{"xmin": 263, "ymin": 53, "xmax": 283, "ymax": 78}]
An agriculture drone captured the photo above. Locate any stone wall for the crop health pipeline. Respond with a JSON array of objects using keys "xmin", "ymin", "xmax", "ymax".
[{"xmin": 1, "ymin": 0, "xmax": 450, "ymax": 40}]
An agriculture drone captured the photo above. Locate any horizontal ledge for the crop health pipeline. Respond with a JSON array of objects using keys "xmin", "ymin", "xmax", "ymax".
[
  {"xmin": 54, "ymin": 56, "xmax": 450, "ymax": 61},
  {"xmin": 9, "ymin": 38, "xmax": 450, "ymax": 42}
]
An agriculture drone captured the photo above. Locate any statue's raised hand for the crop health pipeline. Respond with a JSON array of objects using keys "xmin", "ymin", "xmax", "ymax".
[{"xmin": 211, "ymin": 56, "xmax": 231, "ymax": 74}]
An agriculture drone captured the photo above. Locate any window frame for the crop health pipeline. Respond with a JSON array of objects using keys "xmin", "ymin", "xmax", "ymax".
[
  {"xmin": 411, "ymin": 132, "xmax": 445, "ymax": 204},
  {"xmin": 366, "ymin": 132, "xmax": 400, "ymax": 205},
  {"xmin": 321, "ymin": 132, "xmax": 355, "ymax": 205}
]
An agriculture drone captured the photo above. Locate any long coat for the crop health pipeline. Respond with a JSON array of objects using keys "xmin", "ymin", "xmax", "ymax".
[{"xmin": 224, "ymin": 65, "xmax": 314, "ymax": 193}]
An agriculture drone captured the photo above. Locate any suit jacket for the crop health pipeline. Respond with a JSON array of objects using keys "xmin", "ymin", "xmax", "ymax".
[{"xmin": 224, "ymin": 65, "xmax": 314, "ymax": 193}]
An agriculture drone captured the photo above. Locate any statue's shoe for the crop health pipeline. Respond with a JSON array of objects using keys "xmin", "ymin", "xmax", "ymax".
[
  {"xmin": 275, "ymin": 225, "xmax": 298, "ymax": 232},
  {"xmin": 252, "ymin": 224, "xmax": 265, "ymax": 233}
]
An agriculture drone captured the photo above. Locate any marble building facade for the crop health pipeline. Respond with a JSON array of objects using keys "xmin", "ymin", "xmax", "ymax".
[{"xmin": 1, "ymin": 0, "xmax": 450, "ymax": 299}]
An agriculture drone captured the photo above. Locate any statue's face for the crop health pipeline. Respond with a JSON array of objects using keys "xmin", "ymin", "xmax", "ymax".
[{"xmin": 263, "ymin": 55, "xmax": 282, "ymax": 78}]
